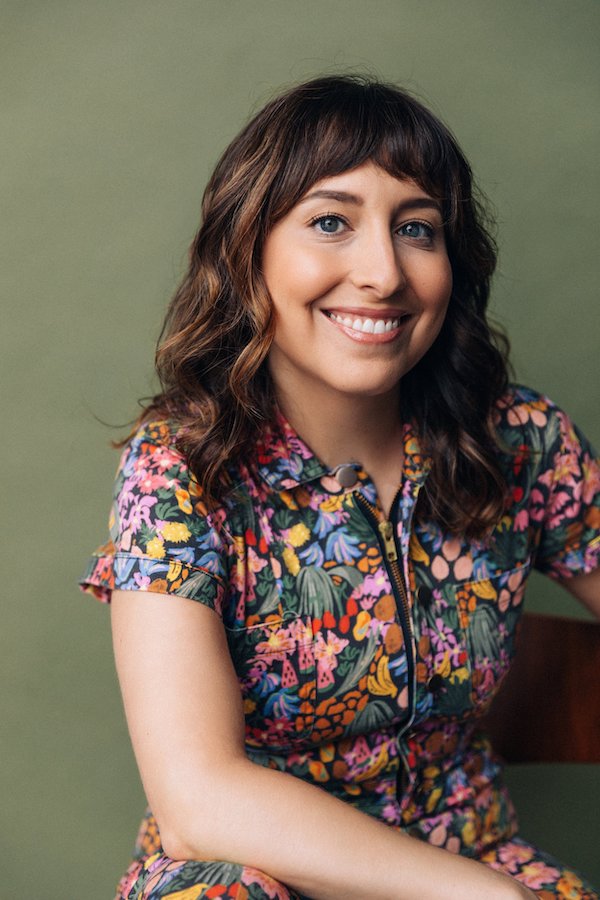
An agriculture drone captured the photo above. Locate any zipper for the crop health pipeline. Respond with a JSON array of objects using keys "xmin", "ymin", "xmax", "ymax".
[
  {"xmin": 354, "ymin": 493, "xmax": 413, "ymax": 639},
  {"xmin": 354, "ymin": 490, "xmax": 417, "ymax": 767}
]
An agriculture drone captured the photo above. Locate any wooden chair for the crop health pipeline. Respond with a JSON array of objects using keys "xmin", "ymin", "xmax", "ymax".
[{"xmin": 482, "ymin": 612, "xmax": 600, "ymax": 763}]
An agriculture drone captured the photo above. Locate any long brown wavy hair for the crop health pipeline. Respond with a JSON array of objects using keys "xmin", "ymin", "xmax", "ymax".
[{"xmin": 132, "ymin": 75, "xmax": 511, "ymax": 536}]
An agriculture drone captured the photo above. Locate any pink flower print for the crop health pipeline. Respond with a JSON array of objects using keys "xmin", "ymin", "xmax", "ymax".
[
  {"xmin": 314, "ymin": 630, "xmax": 349, "ymax": 665},
  {"xmin": 121, "ymin": 493, "xmax": 158, "ymax": 531},
  {"xmin": 549, "ymin": 450, "xmax": 582, "ymax": 490},
  {"xmin": 231, "ymin": 546, "xmax": 267, "ymax": 598},
  {"xmin": 519, "ymin": 860, "xmax": 561, "ymax": 889},
  {"xmin": 556, "ymin": 410, "xmax": 584, "ymax": 455},
  {"xmin": 513, "ymin": 508, "xmax": 530, "ymax": 532},
  {"xmin": 528, "ymin": 487, "xmax": 547, "ymax": 522},
  {"xmin": 119, "ymin": 527, "xmax": 133, "ymax": 552},
  {"xmin": 253, "ymin": 717, "xmax": 296, "ymax": 746},
  {"xmin": 506, "ymin": 402, "xmax": 548, "ymax": 429},
  {"xmin": 583, "ymin": 456, "xmax": 600, "ymax": 503},
  {"xmin": 497, "ymin": 840, "xmax": 534, "ymax": 872},
  {"xmin": 430, "ymin": 617, "xmax": 459, "ymax": 656},
  {"xmin": 133, "ymin": 572, "xmax": 151, "ymax": 590},
  {"xmin": 314, "ymin": 631, "xmax": 349, "ymax": 687},
  {"xmin": 242, "ymin": 865, "xmax": 293, "ymax": 899},
  {"xmin": 356, "ymin": 571, "xmax": 391, "ymax": 610},
  {"xmin": 255, "ymin": 627, "xmax": 295, "ymax": 661},
  {"xmin": 136, "ymin": 471, "xmax": 170, "ymax": 494},
  {"xmin": 288, "ymin": 617, "xmax": 312, "ymax": 645},
  {"xmin": 146, "ymin": 444, "xmax": 183, "ymax": 473}
]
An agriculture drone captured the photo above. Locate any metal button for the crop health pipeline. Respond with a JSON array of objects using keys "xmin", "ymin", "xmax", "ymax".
[
  {"xmin": 335, "ymin": 465, "xmax": 359, "ymax": 488},
  {"xmin": 427, "ymin": 673, "xmax": 445, "ymax": 694}
]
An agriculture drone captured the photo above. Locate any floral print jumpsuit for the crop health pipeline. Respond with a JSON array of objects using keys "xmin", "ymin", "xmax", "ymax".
[{"xmin": 81, "ymin": 385, "xmax": 600, "ymax": 899}]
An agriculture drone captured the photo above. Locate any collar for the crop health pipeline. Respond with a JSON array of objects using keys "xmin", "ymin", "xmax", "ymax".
[{"xmin": 255, "ymin": 412, "xmax": 430, "ymax": 491}]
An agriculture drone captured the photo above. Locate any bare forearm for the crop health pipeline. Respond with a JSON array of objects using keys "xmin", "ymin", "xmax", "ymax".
[{"xmin": 163, "ymin": 758, "xmax": 532, "ymax": 900}]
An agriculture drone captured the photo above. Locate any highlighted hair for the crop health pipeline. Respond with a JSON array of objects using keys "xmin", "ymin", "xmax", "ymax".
[{"xmin": 130, "ymin": 75, "xmax": 510, "ymax": 536}]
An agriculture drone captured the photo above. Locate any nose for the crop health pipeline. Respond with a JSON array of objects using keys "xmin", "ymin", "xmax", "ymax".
[{"xmin": 349, "ymin": 226, "xmax": 406, "ymax": 298}]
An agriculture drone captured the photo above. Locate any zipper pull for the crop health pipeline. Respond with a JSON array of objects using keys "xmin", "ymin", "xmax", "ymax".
[{"xmin": 378, "ymin": 520, "xmax": 398, "ymax": 562}]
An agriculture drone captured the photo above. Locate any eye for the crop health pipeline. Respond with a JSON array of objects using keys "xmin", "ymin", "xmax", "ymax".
[
  {"xmin": 397, "ymin": 221, "xmax": 434, "ymax": 241},
  {"xmin": 310, "ymin": 214, "xmax": 347, "ymax": 235}
]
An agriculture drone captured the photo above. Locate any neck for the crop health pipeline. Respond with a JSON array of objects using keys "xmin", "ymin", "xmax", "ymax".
[{"xmin": 275, "ymin": 385, "xmax": 405, "ymax": 516}]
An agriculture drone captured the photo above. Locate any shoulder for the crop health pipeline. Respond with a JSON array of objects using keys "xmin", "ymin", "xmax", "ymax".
[
  {"xmin": 495, "ymin": 383, "xmax": 560, "ymax": 433},
  {"xmin": 117, "ymin": 419, "xmax": 187, "ymax": 481},
  {"xmin": 493, "ymin": 383, "xmax": 594, "ymax": 460}
]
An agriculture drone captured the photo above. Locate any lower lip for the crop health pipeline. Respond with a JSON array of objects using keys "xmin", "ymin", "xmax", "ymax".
[{"xmin": 323, "ymin": 312, "xmax": 411, "ymax": 344}]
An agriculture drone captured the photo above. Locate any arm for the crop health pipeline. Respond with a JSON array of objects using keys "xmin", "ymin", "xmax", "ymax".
[
  {"xmin": 560, "ymin": 566, "xmax": 600, "ymax": 619},
  {"xmin": 111, "ymin": 589, "xmax": 535, "ymax": 900}
]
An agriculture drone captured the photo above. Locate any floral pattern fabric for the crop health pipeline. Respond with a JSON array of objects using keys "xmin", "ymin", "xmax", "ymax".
[{"xmin": 80, "ymin": 385, "xmax": 600, "ymax": 898}]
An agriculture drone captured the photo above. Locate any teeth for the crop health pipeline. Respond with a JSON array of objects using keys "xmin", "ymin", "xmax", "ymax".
[{"xmin": 328, "ymin": 312, "xmax": 402, "ymax": 333}]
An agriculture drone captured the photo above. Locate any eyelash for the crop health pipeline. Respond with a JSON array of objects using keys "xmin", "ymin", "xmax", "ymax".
[
  {"xmin": 308, "ymin": 213, "xmax": 349, "ymax": 235},
  {"xmin": 308, "ymin": 214, "xmax": 436, "ymax": 241}
]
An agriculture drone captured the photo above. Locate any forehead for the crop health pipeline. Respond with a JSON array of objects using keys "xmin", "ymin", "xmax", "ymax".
[{"xmin": 296, "ymin": 162, "xmax": 441, "ymax": 209}]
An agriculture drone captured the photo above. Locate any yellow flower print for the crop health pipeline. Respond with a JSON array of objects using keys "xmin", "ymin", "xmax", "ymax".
[
  {"xmin": 288, "ymin": 522, "xmax": 311, "ymax": 547},
  {"xmin": 282, "ymin": 546, "xmax": 301, "ymax": 575},
  {"xmin": 556, "ymin": 871, "xmax": 583, "ymax": 897},
  {"xmin": 161, "ymin": 522, "xmax": 191, "ymax": 543},
  {"xmin": 146, "ymin": 537, "xmax": 165, "ymax": 559},
  {"xmin": 320, "ymin": 495, "xmax": 344, "ymax": 513},
  {"xmin": 175, "ymin": 488, "xmax": 193, "ymax": 514},
  {"xmin": 449, "ymin": 666, "xmax": 469, "ymax": 684}
]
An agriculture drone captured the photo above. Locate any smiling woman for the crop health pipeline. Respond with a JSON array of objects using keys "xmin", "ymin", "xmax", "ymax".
[{"xmin": 80, "ymin": 76, "xmax": 600, "ymax": 899}]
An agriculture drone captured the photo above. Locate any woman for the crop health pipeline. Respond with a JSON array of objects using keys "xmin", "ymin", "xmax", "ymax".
[{"xmin": 81, "ymin": 76, "xmax": 600, "ymax": 899}]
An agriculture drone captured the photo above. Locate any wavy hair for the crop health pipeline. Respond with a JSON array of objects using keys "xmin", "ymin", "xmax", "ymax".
[{"xmin": 133, "ymin": 75, "xmax": 510, "ymax": 536}]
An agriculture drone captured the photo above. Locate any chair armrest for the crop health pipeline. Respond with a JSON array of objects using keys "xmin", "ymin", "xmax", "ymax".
[{"xmin": 481, "ymin": 612, "xmax": 600, "ymax": 763}]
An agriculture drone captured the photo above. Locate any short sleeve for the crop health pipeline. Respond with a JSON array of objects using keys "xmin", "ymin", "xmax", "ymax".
[
  {"xmin": 79, "ymin": 421, "xmax": 227, "ymax": 614},
  {"xmin": 525, "ymin": 395, "xmax": 600, "ymax": 580}
]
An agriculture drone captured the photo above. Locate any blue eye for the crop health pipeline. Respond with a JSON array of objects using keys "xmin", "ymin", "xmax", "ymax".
[
  {"xmin": 312, "ymin": 215, "xmax": 345, "ymax": 234},
  {"xmin": 398, "ymin": 221, "xmax": 434, "ymax": 240}
]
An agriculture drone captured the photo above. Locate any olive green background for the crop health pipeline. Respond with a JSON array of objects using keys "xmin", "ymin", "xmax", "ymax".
[{"xmin": 2, "ymin": 1, "xmax": 599, "ymax": 896}]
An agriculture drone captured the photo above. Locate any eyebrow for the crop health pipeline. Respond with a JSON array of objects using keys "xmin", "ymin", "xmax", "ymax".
[{"xmin": 298, "ymin": 189, "xmax": 442, "ymax": 214}]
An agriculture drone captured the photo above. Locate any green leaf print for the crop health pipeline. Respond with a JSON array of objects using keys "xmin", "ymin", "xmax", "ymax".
[
  {"xmin": 467, "ymin": 605, "xmax": 501, "ymax": 662},
  {"xmin": 296, "ymin": 566, "xmax": 341, "ymax": 617},
  {"xmin": 335, "ymin": 631, "xmax": 379, "ymax": 695}
]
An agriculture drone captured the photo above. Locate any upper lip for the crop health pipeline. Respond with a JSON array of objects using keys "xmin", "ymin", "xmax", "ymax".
[{"xmin": 321, "ymin": 307, "xmax": 411, "ymax": 319}]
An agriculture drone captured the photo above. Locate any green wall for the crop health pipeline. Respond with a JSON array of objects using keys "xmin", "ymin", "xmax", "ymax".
[{"xmin": 2, "ymin": 1, "xmax": 598, "ymax": 896}]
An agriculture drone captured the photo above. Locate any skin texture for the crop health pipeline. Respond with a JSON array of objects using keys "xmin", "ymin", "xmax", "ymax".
[
  {"xmin": 110, "ymin": 165, "xmax": 598, "ymax": 899},
  {"xmin": 111, "ymin": 589, "xmax": 539, "ymax": 900},
  {"xmin": 262, "ymin": 163, "xmax": 452, "ymax": 514}
]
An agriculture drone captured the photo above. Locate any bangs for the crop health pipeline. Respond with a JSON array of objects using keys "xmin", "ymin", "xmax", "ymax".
[{"xmin": 264, "ymin": 79, "xmax": 464, "ymax": 226}]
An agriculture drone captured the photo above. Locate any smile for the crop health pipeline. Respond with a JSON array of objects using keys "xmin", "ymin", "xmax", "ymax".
[{"xmin": 322, "ymin": 310, "xmax": 411, "ymax": 342}]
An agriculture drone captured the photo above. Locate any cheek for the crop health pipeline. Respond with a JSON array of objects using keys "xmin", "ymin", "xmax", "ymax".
[
  {"xmin": 263, "ymin": 238, "xmax": 340, "ymax": 308},
  {"xmin": 416, "ymin": 262, "xmax": 453, "ymax": 317}
]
